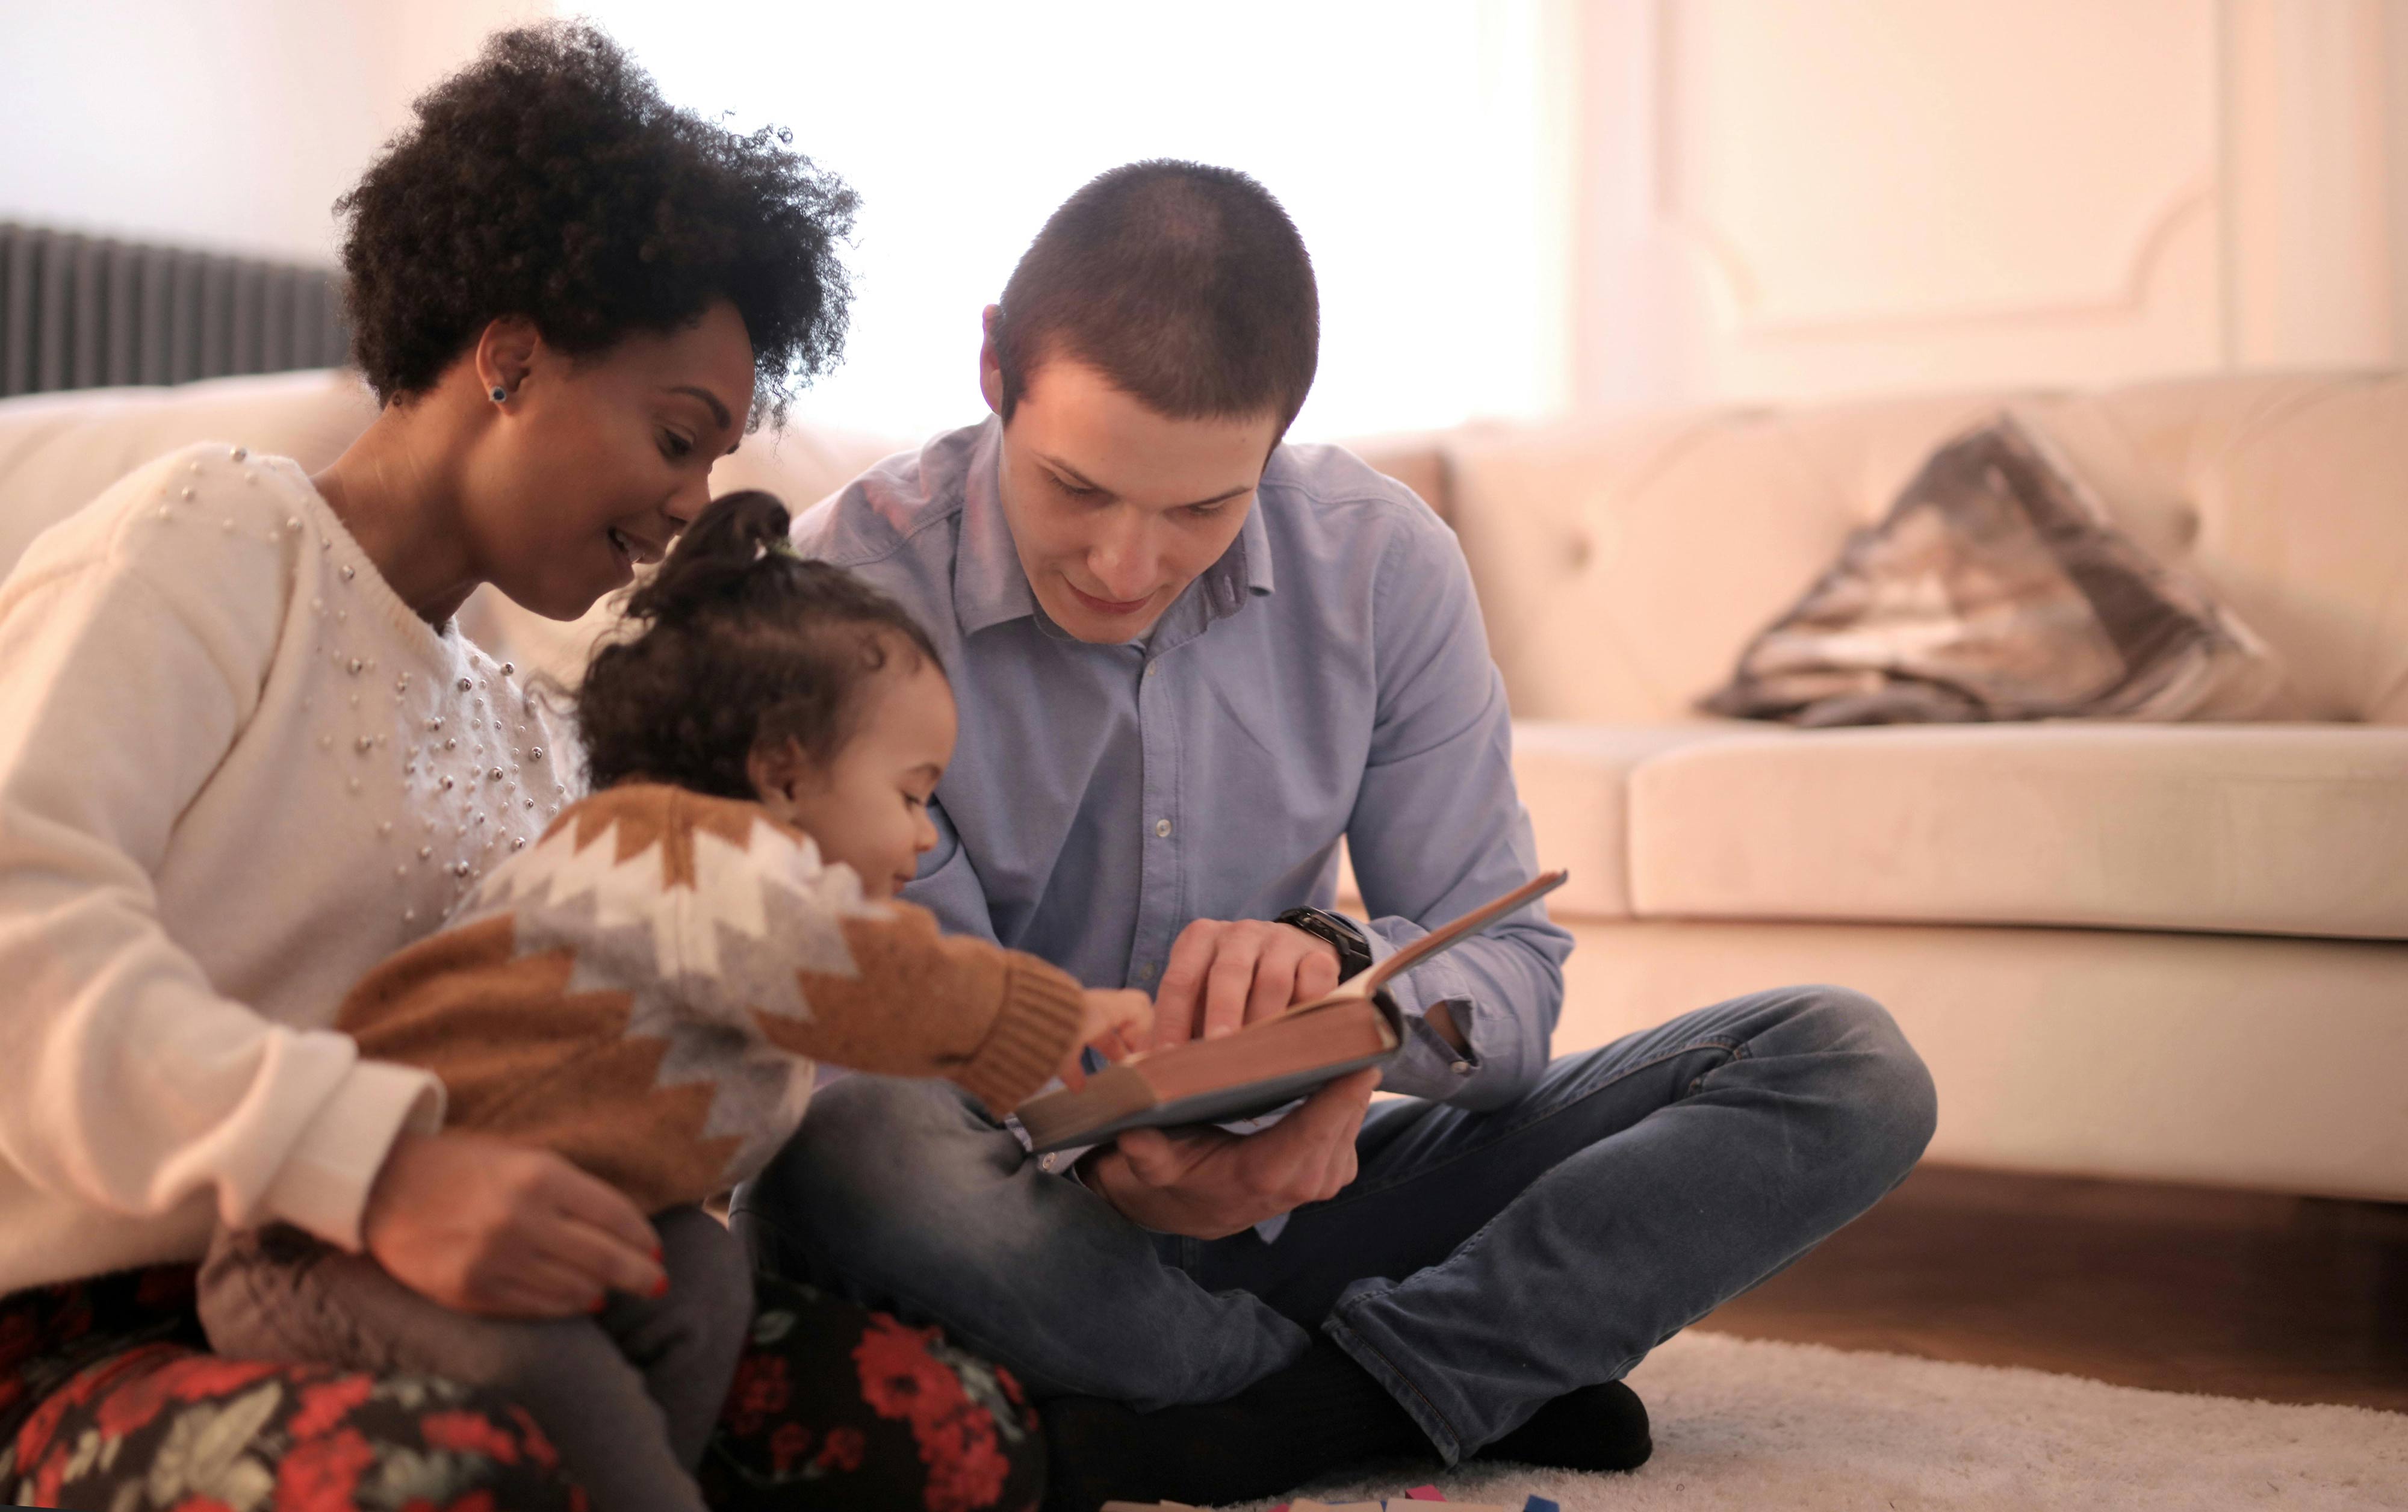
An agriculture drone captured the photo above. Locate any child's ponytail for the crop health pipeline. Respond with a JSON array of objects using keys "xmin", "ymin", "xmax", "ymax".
[
  {"xmin": 620, "ymin": 489, "xmax": 795, "ymax": 630},
  {"xmin": 577, "ymin": 491, "xmax": 945, "ymax": 800}
]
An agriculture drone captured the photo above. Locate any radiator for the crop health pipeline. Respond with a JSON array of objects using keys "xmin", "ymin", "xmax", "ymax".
[{"xmin": 0, "ymin": 223, "xmax": 351, "ymax": 399}]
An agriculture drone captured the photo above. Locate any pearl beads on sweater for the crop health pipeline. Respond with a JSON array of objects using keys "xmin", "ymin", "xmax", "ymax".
[{"xmin": 143, "ymin": 442, "xmax": 569, "ymax": 944}]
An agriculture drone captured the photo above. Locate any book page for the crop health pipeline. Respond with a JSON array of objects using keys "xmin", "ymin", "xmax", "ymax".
[
  {"xmin": 1358, "ymin": 869, "xmax": 1566, "ymax": 993},
  {"xmin": 1279, "ymin": 870, "xmax": 1570, "ymax": 1017}
]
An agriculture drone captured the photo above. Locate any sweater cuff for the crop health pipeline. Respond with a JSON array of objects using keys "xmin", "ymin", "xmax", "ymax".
[
  {"xmin": 951, "ymin": 957, "xmax": 1087, "ymax": 1115},
  {"xmin": 258, "ymin": 1059, "xmax": 447, "ymax": 1253}
]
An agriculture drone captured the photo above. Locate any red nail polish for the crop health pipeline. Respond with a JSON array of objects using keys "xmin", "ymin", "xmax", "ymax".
[
  {"xmin": 650, "ymin": 1275, "xmax": 670, "ymax": 1300},
  {"xmin": 588, "ymin": 1295, "xmax": 606, "ymax": 1313}
]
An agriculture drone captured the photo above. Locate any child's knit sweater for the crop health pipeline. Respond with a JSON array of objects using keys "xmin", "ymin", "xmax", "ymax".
[{"xmin": 336, "ymin": 782, "xmax": 1088, "ymax": 1213}]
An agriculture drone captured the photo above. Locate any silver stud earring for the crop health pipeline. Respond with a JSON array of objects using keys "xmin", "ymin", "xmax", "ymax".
[{"xmin": 490, "ymin": 385, "xmax": 507, "ymax": 403}]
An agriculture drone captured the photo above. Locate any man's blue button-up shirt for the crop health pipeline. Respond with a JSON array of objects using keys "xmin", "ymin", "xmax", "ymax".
[{"xmin": 794, "ymin": 418, "xmax": 1572, "ymax": 1111}]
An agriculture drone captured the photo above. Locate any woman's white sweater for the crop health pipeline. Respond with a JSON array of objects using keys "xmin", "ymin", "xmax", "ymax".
[{"xmin": 0, "ymin": 442, "xmax": 576, "ymax": 1293}]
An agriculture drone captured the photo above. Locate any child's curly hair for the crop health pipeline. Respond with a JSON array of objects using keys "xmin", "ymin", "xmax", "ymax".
[{"xmin": 577, "ymin": 492, "xmax": 943, "ymax": 799}]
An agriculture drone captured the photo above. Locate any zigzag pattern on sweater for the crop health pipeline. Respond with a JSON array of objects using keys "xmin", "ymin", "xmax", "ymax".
[{"xmin": 451, "ymin": 806, "xmax": 881, "ymax": 1188}]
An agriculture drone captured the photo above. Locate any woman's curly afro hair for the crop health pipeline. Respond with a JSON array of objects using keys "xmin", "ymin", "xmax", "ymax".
[{"xmin": 336, "ymin": 21, "xmax": 855, "ymax": 426}]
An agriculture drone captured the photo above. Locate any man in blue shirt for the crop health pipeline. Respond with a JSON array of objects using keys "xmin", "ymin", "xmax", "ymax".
[{"xmin": 737, "ymin": 161, "xmax": 1936, "ymax": 1510}]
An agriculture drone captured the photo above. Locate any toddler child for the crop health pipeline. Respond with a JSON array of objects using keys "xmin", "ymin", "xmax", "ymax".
[{"xmin": 197, "ymin": 490, "xmax": 1149, "ymax": 1512}]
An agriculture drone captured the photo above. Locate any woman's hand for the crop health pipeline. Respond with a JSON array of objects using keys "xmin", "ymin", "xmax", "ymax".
[
  {"xmin": 1059, "ymin": 988, "xmax": 1155, "ymax": 1089},
  {"xmin": 361, "ymin": 1130, "xmax": 666, "ymax": 1318}
]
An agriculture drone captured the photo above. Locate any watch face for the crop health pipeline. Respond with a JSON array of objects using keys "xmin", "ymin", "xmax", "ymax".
[{"xmin": 1285, "ymin": 909, "xmax": 1370, "ymax": 975}]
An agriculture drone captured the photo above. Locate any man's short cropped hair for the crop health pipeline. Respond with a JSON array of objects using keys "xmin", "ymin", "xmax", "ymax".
[{"xmin": 991, "ymin": 160, "xmax": 1319, "ymax": 433}]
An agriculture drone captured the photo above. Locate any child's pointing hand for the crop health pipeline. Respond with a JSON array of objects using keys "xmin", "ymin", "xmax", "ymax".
[{"xmin": 1060, "ymin": 987, "xmax": 1155, "ymax": 1090}]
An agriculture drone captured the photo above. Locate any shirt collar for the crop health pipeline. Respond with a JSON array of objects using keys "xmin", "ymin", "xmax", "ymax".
[
  {"xmin": 1235, "ymin": 476, "xmax": 1276, "ymax": 598},
  {"xmin": 954, "ymin": 419, "xmax": 1039, "ymax": 639},
  {"xmin": 951, "ymin": 418, "xmax": 1281, "ymax": 642}
]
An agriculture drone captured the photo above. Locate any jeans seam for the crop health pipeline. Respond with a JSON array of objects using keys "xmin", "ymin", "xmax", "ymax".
[
  {"xmin": 1322, "ymin": 1310, "xmax": 1464, "ymax": 1463},
  {"xmin": 1313, "ymin": 1036, "xmax": 1748, "ymax": 1216},
  {"xmin": 1691, "ymin": 1040, "xmax": 1752, "ymax": 1095}
]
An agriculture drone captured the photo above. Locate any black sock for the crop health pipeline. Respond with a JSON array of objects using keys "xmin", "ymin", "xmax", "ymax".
[
  {"xmin": 1475, "ymin": 1379, "xmax": 1652, "ymax": 1472},
  {"xmin": 1040, "ymin": 1339, "xmax": 1433, "ymax": 1512}
]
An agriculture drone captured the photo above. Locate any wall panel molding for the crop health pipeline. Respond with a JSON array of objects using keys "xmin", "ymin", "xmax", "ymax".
[
  {"xmin": 1574, "ymin": 0, "xmax": 2398, "ymax": 411},
  {"xmin": 1659, "ymin": 183, "xmax": 2218, "ymax": 341}
]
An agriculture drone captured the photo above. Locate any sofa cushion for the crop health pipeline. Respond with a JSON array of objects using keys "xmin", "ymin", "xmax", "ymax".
[
  {"xmin": 1509, "ymin": 720, "xmax": 1765, "ymax": 919},
  {"xmin": 1445, "ymin": 372, "xmax": 2404, "ymax": 725},
  {"xmin": 1625, "ymin": 723, "xmax": 2408, "ymax": 940},
  {"xmin": 0, "ymin": 370, "xmax": 377, "ymax": 577}
]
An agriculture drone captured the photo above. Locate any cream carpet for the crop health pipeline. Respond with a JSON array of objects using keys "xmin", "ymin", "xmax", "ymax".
[{"xmin": 1242, "ymin": 1330, "xmax": 2408, "ymax": 1511}]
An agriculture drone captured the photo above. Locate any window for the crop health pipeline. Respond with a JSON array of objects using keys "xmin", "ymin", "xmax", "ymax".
[{"xmin": 586, "ymin": 1, "xmax": 1574, "ymax": 441}]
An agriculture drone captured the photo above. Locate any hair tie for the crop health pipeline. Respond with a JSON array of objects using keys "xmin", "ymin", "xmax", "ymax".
[{"xmin": 764, "ymin": 537, "xmax": 802, "ymax": 561}]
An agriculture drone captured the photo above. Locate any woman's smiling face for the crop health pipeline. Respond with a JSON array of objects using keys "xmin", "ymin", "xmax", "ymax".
[{"xmin": 463, "ymin": 299, "xmax": 759, "ymax": 621}]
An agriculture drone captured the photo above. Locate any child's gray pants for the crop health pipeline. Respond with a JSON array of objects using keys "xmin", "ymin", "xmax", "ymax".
[{"xmin": 198, "ymin": 1203, "xmax": 752, "ymax": 1512}]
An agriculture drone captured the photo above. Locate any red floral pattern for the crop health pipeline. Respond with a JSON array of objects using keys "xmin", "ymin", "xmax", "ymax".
[
  {"xmin": 8, "ymin": 1263, "xmax": 1041, "ymax": 1512},
  {"xmin": 815, "ymin": 1425, "xmax": 866, "ymax": 1473},
  {"xmin": 164, "ymin": 1354, "xmax": 281, "ymax": 1402},
  {"xmin": 2, "ymin": 1265, "xmax": 584, "ymax": 1512},
  {"xmin": 91, "ymin": 1349, "xmax": 187, "ymax": 1440},
  {"xmin": 854, "ymin": 1315, "xmax": 1017, "ymax": 1512},
  {"xmin": 12, "ymin": 1369, "xmax": 77, "ymax": 1468},
  {"xmin": 725, "ymin": 1348, "xmax": 794, "ymax": 1437},
  {"xmin": 504, "ymin": 1401, "xmax": 563, "ymax": 1472},
  {"xmin": 421, "ymin": 1407, "xmax": 524, "ymax": 1464},
  {"xmin": 287, "ymin": 1373, "xmax": 376, "ymax": 1439},
  {"xmin": 701, "ymin": 1272, "xmax": 1043, "ymax": 1512},
  {"xmin": 273, "ymin": 1425, "xmax": 379, "ymax": 1512},
  {"xmin": 771, "ymin": 1419, "xmax": 815, "ymax": 1475}
]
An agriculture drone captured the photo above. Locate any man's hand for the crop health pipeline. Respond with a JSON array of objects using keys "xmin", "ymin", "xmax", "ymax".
[
  {"xmin": 1152, "ymin": 919, "xmax": 1343, "ymax": 1049},
  {"xmin": 362, "ymin": 1130, "xmax": 666, "ymax": 1318},
  {"xmin": 1060, "ymin": 987, "xmax": 1155, "ymax": 1089},
  {"xmin": 1076, "ymin": 1068, "xmax": 1380, "ymax": 1238}
]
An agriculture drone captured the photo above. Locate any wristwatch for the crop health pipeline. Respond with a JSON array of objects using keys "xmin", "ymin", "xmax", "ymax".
[{"xmin": 1276, "ymin": 906, "xmax": 1374, "ymax": 982}]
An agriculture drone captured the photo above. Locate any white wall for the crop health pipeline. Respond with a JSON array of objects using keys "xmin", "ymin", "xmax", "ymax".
[
  {"xmin": 0, "ymin": 0, "xmax": 550, "ymax": 262},
  {"xmin": 0, "ymin": 0, "xmax": 1580, "ymax": 441},
  {"xmin": 4, "ymin": 0, "xmax": 2401, "ymax": 420},
  {"xmin": 2391, "ymin": 0, "xmax": 2408, "ymax": 365},
  {"xmin": 580, "ymin": 0, "xmax": 1583, "ymax": 442},
  {"xmin": 1570, "ymin": 0, "xmax": 2404, "ymax": 412}
]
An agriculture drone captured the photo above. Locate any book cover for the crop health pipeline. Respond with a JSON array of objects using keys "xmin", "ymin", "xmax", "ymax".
[{"xmin": 1018, "ymin": 870, "xmax": 1567, "ymax": 1153}]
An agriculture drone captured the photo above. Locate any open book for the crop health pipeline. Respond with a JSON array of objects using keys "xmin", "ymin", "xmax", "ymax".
[{"xmin": 1016, "ymin": 870, "xmax": 1568, "ymax": 1154}]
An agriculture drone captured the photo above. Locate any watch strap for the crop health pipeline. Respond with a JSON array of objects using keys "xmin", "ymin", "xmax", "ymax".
[{"xmin": 1276, "ymin": 906, "xmax": 1375, "ymax": 981}]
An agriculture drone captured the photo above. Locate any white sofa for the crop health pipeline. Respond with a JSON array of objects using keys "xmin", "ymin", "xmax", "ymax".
[
  {"xmin": 4, "ymin": 368, "xmax": 2401, "ymax": 1202},
  {"xmin": 1440, "ymin": 373, "xmax": 2408, "ymax": 1204}
]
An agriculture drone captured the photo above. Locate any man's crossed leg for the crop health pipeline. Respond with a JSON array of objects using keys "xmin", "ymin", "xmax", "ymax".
[{"xmin": 733, "ymin": 984, "xmax": 1937, "ymax": 1501}]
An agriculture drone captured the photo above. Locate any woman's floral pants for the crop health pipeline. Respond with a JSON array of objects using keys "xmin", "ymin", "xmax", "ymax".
[{"xmin": 1, "ymin": 1263, "xmax": 1044, "ymax": 1512}]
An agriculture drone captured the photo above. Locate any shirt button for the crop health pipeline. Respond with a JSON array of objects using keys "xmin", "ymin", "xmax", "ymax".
[
  {"xmin": 1144, "ymin": 662, "xmax": 1158, "ymax": 679},
  {"xmin": 1154, "ymin": 819, "xmax": 1173, "ymax": 838},
  {"xmin": 1450, "ymin": 1059, "xmax": 1472, "ymax": 1075},
  {"xmin": 1136, "ymin": 962, "xmax": 1157, "ymax": 982}
]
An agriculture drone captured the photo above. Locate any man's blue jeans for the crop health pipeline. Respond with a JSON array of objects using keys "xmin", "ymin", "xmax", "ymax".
[{"xmin": 731, "ymin": 984, "xmax": 1937, "ymax": 1464}]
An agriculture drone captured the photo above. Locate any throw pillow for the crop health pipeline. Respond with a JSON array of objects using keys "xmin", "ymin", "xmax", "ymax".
[{"xmin": 1699, "ymin": 414, "xmax": 2286, "ymax": 727}]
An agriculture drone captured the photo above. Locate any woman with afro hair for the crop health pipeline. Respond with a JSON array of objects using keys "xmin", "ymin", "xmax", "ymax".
[{"xmin": 0, "ymin": 22, "xmax": 1043, "ymax": 1512}]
